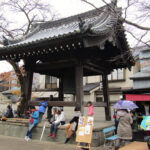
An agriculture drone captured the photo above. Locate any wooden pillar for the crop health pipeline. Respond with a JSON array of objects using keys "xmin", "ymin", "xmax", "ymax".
[
  {"xmin": 59, "ymin": 78, "xmax": 64, "ymax": 101},
  {"xmin": 102, "ymin": 74, "xmax": 111, "ymax": 121},
  {"xmin": 24, "ymin": 70, "xmax": 33, "ymax": 110},
  {"xmin": 75, "ymin": 63, "xmax": 84, "ymax": 115}
]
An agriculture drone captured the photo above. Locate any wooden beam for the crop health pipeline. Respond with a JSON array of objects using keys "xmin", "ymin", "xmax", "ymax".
[
  {"xmin": 29, "ymin": 101, "xmax": 106, "ymax": 107},
  {"xmin": 84, "ymin": 65, "xmax": 103, "ymax": 74},
  {"xmin": 32, "ymin": 61, "xmax": 76, "ymax": 72},
  {"xmin": 29, "ymin": 101, "xmax": 76, "ymax": 107},
  {"xmin": 32, "ymin": 88, "xmax": 59, "ymax": 92},
  {"xmin": 102, "ymin": 74, "xmax": 111, "ymax": 121},
  {"xmin": 85, "ymin": 60, "xmax": 106, "ymax": 71},
  {"xmin": 75, "ymin": 62, "xmax": 84, "ymax": 115}
]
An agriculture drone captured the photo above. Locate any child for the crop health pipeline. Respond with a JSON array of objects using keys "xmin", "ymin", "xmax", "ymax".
[
  {"xmin": 65, "ymin": 106, "xmax": 81, "ymax": 144},
  {"xmin": 48, "ymin": 107, "xmax": 65, "ymax": 138},
  {"xmin": 87, "ymin": 101, "xmax": 94, "ymax": 116},
  {"xmin": 39, "ymin": 99, "xmax": 48, "ymax": 122},
  {"xmin": 25, "ymin": 106, "xmax": 39, "ymax": 141},
  {"xmin": 81, "ymin": 102, "xmax": 94, "ymax": 149}
]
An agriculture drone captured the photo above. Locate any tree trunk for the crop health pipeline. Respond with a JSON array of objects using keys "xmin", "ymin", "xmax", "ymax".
[
  {"xmin": 18, "ymin": 70, "xmax": 33, "ymax": 115},
  {"xmin": 7, "ymin": 60, "xmax": 33, "ymax": 116}
]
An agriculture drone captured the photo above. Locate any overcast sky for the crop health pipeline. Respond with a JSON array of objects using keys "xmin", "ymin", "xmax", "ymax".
[
  {"xmin": 0, "ymin": 0, "xmax": 107, "ymax": 73},
  {"xmin": 0, "ymin": 0, "xmax": 148, "ymax": 73}
]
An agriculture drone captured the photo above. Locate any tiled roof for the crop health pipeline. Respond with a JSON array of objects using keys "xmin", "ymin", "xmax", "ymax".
[
  {"xmin": 84, "ymin": 83, "xmax": 100, "ymax": 92},
  {"xmin": 1, "ymin": 3, "xmax": 121, "ymax": 50}
]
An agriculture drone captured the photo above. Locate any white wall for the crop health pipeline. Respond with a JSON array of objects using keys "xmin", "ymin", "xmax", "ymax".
[{"xmin": 39, "ymin": 75, "xmax": 45, "ymax": 89}]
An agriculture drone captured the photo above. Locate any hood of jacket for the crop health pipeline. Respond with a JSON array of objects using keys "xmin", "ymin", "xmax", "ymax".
[{"xmin": 117, "ymin": 110, "xmax": 128, "ymax": 117}]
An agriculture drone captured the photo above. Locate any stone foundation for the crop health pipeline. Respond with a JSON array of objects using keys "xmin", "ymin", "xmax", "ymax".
[{"xmin": 0, "ymin": 121, "xmax": 114, "ymax": 147}]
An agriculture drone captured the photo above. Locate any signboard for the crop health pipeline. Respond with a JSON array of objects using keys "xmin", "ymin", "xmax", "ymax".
[{"xmin": 76, "ymin": 116, "xmax": 94, "ymax": 144}]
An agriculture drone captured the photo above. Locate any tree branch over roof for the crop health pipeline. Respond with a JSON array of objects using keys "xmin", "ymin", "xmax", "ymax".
[
  {"xmin": 81, "ymin": 0, "xmax": 150, "ymax": 31},
  {"xmin": 123, "ymin": 19, "xmax": 150, "ymax": 31}
]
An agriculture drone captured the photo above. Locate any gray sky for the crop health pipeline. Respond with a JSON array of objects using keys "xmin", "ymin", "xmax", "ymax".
[
  {"xmin": 0, "ymin": 0, "xmax": 148, "ymax": 73},
  {"xmin": 0, "ymin": 0, "xmax": 106, "ymax": 73}
]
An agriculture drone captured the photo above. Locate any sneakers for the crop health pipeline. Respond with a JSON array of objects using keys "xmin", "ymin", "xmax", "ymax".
[
  {"xmin": 25, "ymin": 136, "xmax": 31, "ymax": 141},
  {"xmin": 24, "ymin": 136, "xmax": 28, "ymax": 141},
  {"xmin": 52, "ymin": 134, "xmax": 56, "ymax": 138},
  {"xmin": 48, "ymin": 133, "xmax": 56, "ymax": 138},
  {"xmin": 26, "ymin": 137, "xmax": 31, "ymax": 141},
  {"xmin": 48, "ymin": 133, "xmax": 52, "ymax": 137}
]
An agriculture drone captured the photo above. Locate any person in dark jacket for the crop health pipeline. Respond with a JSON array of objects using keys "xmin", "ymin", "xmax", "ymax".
[
  {"xmin": 47, "ymin": 95, "xmax": 53, "ymax": 122},
  {"xmin": 39, "ymin": 99, "xmax": 48, "ymax": 122},
  {"xmin": 4, "ymin": 105, "xmax": 14, "ymax": 118},
  {"xmin": 65, "ymin": 106, "xmax": 81, "ymax": 144},
  {"xmin": 25, "ymin": 106, "xmax": 39, "ymax": 141},
  {"xmin": 139, "ymin": 102, "xmax": 150, "ymax": 116}
]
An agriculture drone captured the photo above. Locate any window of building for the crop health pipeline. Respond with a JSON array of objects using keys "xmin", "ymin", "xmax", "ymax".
[
  {"xmin": 96, "ymin": 97, "xmax": 103, "ymax": 102},
  {"xmin": 45, "ymin": 75, "xmax": 57, "ymax": 89},
  {"xmin": 108, "ymin": 69, "xmax": 125, "ymax": 81}
]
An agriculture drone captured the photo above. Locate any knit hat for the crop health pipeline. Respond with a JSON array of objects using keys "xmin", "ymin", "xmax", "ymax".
[{"xmin": 56, "ymin": 107, "xmax": 61, "ymax": 111}]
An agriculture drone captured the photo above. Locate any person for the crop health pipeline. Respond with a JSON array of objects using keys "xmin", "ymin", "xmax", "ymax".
[
  {"xmin": 25, "ymin": 106, "xmax": 39, "ymax": 141},
  {"xmin": 130, "ymin": 110, "xmax": 138, "ymax": 141},
  {"xmin": 39, "ymin": 99, "xmax": 48, "ymax": 122},
  {"xmin": 65, "ymin": 106, "xmax": 81, "ymax": 144},
  {"xmin": 87, "ymin": 101, "xmax": 94, "ymax": 116},
  {"xmin": 4, "ymin": 105, "xmax": 14, "ymax": 118},
  {"xmin": 49, "ymin": 107, "xmax": 57, "ymax": 124},
  {"xmin": 16, "ymin": 97, "xmax": 22, "ymax": 117},
  {"xmin": 47, "ymin": 95, "xmax": 53, "ymax": 122},
  {"xmin": 113, "ymin": 109, "xmax": 118, "ymax": 134},
  {"xmin": 81, "ymin": 102, "xmax": 94, "ymax": 150},
  {"xmin": 48, "ymin": 107, "xmax": 65, "ymax": 138},
  {"xmin": 140, "ymin": 102, "xmax": 150, "ymax": 116},
  {"xmin": 114, "ymin": 109, "xmax": 133, "ymax": 150}
]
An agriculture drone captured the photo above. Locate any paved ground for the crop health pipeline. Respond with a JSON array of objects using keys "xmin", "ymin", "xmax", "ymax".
[{"xmin": 0, "ymin": 135, "xmax": 105, "ymax": 150}]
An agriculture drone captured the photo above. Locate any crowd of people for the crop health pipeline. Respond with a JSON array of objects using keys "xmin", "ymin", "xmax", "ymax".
[
  {"xmin": 113, "ymin": 101, "xmax": 150, "ymax": 150},
  {"xmin": 24, "ymin": 100, "xmax": 94, "ymax": 142},
  {"xmin": 1, "ymin": 97, "xmax": 150, "ymax": 149}
]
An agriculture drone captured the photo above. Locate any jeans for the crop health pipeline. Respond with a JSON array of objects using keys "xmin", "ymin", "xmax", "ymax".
[
  {"xmin": 50, "ymin": 122, "xmax": 60, "ymax": 135},
  {"xmin": 39, "ymin": 112, "xmax": 44, "ymax": 122},
  {"xmin": 26, "ymin": 123, "xmax": 36, "ymax": 139}
]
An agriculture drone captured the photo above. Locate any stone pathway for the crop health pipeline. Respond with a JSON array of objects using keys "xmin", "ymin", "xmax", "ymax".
[{"xmin": 0, "ymin": 135, "xmax": 106, "ymax": 150}]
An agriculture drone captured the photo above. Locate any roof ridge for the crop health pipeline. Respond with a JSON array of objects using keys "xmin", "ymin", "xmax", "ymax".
[{"xmin": 36, "ymin": 4, "xmax": 111, "ymax": 30}]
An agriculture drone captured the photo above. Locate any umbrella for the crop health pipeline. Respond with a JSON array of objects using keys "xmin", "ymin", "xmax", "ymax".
[{"xmin": 113, "ymin": 100, "xmax": 139, "ymax": 110}]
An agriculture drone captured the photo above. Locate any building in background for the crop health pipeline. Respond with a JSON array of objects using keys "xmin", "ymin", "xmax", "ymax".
[
  {"xmin": 0, "ymin": 66, "xmax": 134, "ymax": 103},
  {"xmin": 83, "ymin": 68, "xmax": 133, "ymax": 103},
  {"xmin": 124, "ymin": 46, "xmax": 150, "ymax": 101}
]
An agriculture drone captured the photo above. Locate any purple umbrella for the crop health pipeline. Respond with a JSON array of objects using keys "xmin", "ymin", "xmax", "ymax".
[{"xmin": 113, "ymin": 100, "xmax": 139, "ymax": 110}]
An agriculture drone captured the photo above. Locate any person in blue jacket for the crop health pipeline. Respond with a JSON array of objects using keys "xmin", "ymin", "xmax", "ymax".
[
  {"xmin": 25, "ymin": 106, "xmax": 39, "ymax": 141},
  {"xmin": 39, "ymin": 99, "xmax": 48, "ymax": 122}
]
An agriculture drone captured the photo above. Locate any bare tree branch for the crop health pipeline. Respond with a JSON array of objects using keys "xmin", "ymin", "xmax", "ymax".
[
  {"xmin": 127, "ymin": 30, "xmax": 150, "ymax": 48},
  {"xmin": 0, "ymin": 0, "xmax": 58, "ymax": 114},
  {"xmin": 123, "ymin": 19, "xmax": 150, "ymax": 31},
  {"xmin": 81, "ymin": 0, "xmax": 150, "ymax": 31}
]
